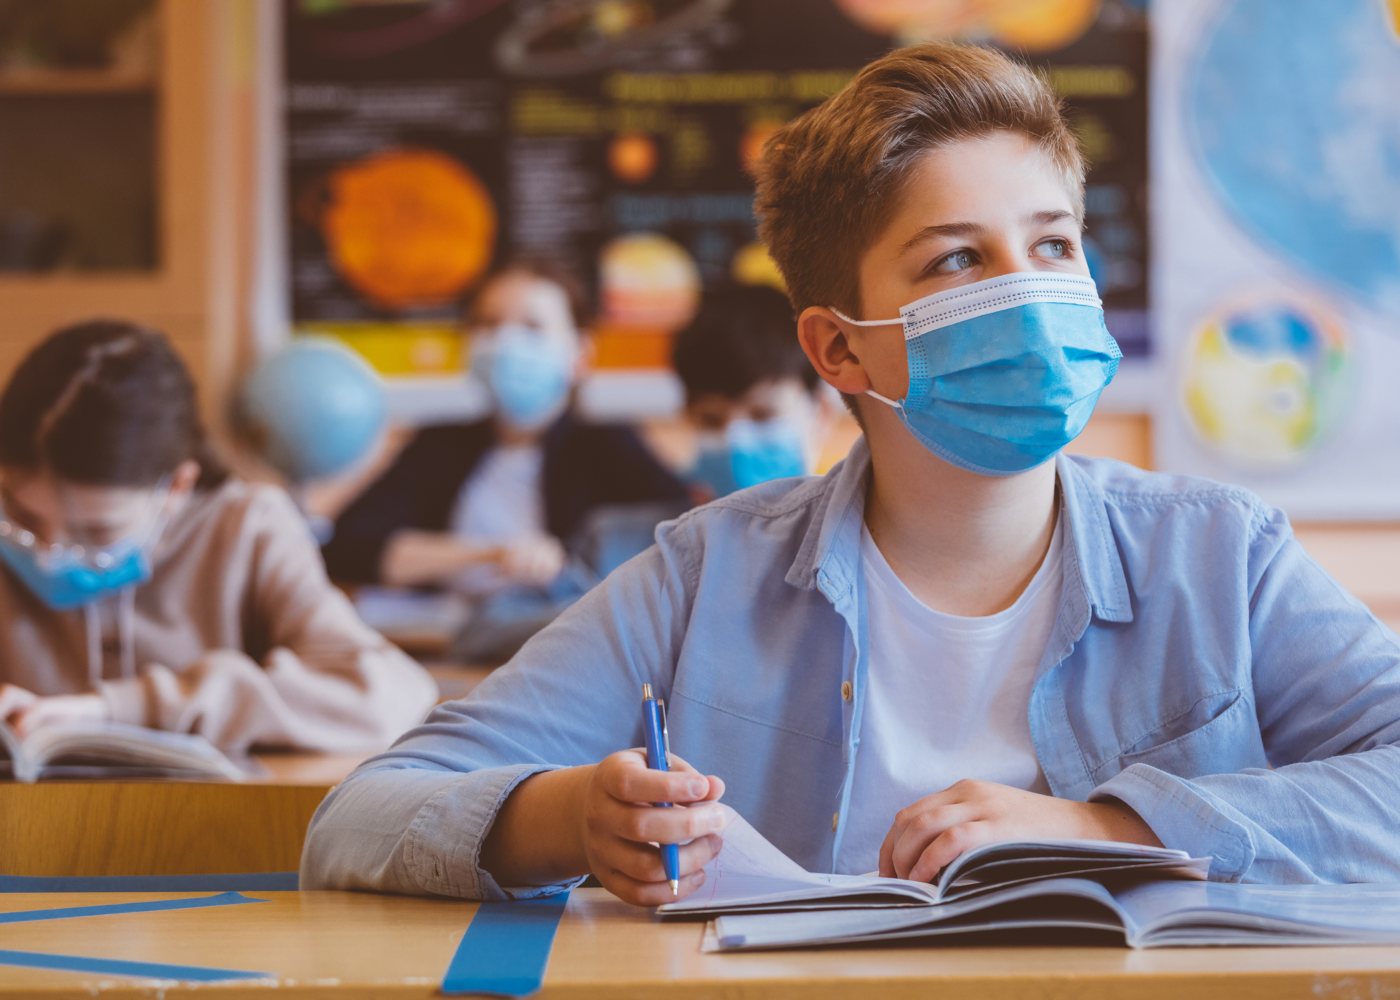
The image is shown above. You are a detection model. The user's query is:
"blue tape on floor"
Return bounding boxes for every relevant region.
[441,891,570,997]
[0,891,265,924]
[0,871,298,892]
[0,948,268,982]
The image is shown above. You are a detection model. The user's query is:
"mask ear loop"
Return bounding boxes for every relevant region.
[119,585,137,679]
[83,601,102,687]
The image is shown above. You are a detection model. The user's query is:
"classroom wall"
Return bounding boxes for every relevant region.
[2,0,1396,630]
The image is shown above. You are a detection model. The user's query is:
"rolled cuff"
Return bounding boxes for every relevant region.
[403,762,585,901]
[1091,763,1256,881]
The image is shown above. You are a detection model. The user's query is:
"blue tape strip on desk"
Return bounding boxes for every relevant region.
[0,891,266,924]
[0,871,298,892]
[442,891,571,997]
[0,948,268,982]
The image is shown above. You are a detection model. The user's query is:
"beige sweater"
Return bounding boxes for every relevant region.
[0,479,438,754]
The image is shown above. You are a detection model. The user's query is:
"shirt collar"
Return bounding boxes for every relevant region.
[786,439,1133,625]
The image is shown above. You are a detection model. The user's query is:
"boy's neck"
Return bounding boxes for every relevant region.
[863,420,1060,618]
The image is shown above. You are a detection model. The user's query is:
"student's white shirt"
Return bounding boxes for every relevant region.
[447,444,545,594]
[834,520,1061,874]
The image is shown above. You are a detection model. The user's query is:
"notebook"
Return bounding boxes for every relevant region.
[0,720,247,782]
[661,808,1400,949]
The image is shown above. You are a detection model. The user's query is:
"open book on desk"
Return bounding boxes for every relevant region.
[0,720,247,782]
[660,809,1400,950]
[659,806,1209,918]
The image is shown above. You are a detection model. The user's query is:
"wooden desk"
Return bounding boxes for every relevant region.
[3,887,1400,998]
[0,667,495,879]
[0,753,362,878]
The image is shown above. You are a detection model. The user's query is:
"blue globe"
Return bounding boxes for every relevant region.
[239,339,387,482]
[1188,0,1400,312]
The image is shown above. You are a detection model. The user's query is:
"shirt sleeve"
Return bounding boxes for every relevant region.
[99,488,439,754]
[300,516,699,899]
[1092,505,1400,883]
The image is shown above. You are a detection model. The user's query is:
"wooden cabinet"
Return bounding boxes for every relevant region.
[0,0,243,411]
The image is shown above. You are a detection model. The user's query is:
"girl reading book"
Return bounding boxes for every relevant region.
[0,320,437,753]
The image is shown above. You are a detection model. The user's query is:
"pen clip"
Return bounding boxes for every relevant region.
[658,697,671,761]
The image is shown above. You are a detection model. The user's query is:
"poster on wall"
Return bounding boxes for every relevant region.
[1151,0,1400,519]
[283,0,1150,414]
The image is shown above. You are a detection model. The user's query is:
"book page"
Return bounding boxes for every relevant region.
[659,806,936,914]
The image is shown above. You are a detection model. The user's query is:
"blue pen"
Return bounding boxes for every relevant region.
[641,682,681,896]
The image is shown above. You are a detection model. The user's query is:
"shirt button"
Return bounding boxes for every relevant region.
[840,681,853,702]
[832,811,840,831]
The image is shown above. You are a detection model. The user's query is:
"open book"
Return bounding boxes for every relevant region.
[662,808,1400,949]
[0,720,247,782]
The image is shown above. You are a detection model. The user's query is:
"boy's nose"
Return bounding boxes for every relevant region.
[979,241,1029,279]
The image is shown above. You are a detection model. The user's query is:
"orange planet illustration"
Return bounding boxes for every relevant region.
[609,132,660,184]
[740,120,783,176]
[834,0,1100,51]
[321,148,497,311]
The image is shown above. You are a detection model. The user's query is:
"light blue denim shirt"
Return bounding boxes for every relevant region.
[302,438,1400,898]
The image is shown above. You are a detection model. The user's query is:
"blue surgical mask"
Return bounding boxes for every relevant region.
[475,324,575,429]
[832,272,1121,476]
[689,418,808,498]
[0,489,169,611]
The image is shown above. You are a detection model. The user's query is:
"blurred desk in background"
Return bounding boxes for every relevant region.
[0,662,496,880]
[0,752,362,879]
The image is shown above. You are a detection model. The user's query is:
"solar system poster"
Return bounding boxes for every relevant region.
[1151,0,1400,519]
[283,0,1150,399]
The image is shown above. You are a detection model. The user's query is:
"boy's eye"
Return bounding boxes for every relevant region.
[1033,237,1075,259]
[931,249,977,274]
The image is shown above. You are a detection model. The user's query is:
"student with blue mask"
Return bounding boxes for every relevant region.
[672,285,837,501]
[0,321,436,752]
[303,43,1400,905]
[322,261,689,597]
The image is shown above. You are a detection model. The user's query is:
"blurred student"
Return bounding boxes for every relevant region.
[0,321,436,753]
[672,285,837,500]
[321,260,688,596]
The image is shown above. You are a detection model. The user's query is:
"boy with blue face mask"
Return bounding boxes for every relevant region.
[672,285,837,501]
[304,42,1400,905]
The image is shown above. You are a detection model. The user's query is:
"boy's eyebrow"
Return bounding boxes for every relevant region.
[899,209,1082,253]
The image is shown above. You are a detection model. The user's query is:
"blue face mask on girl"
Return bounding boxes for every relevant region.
[0,487,169,611]
[690,418,808,498]
[474,324,576,429]
[832,272,1121,476]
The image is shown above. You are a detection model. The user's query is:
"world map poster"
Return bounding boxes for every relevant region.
[1152,0,1400,518]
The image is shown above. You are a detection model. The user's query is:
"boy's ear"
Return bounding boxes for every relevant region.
[796,307,875,397]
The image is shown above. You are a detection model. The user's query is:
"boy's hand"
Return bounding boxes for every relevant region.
[878,779,1161,883]
[492,535,567,586]
[578,750,728,906]
[8,692,108,738]
[0,683,39,723]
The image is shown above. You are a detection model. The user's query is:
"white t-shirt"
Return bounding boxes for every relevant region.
[834,520,1062,874]
[447,444,545,594]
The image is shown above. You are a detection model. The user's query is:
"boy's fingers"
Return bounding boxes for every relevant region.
[601,867,706,908]
[595,833,722,884]
[603,799,729,846]
[602,753,714,804]
[889,804,970,880]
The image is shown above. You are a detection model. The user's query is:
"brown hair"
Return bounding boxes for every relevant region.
[0,320,229,489]
[463,257,594,331]
[755,41,1084,317]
